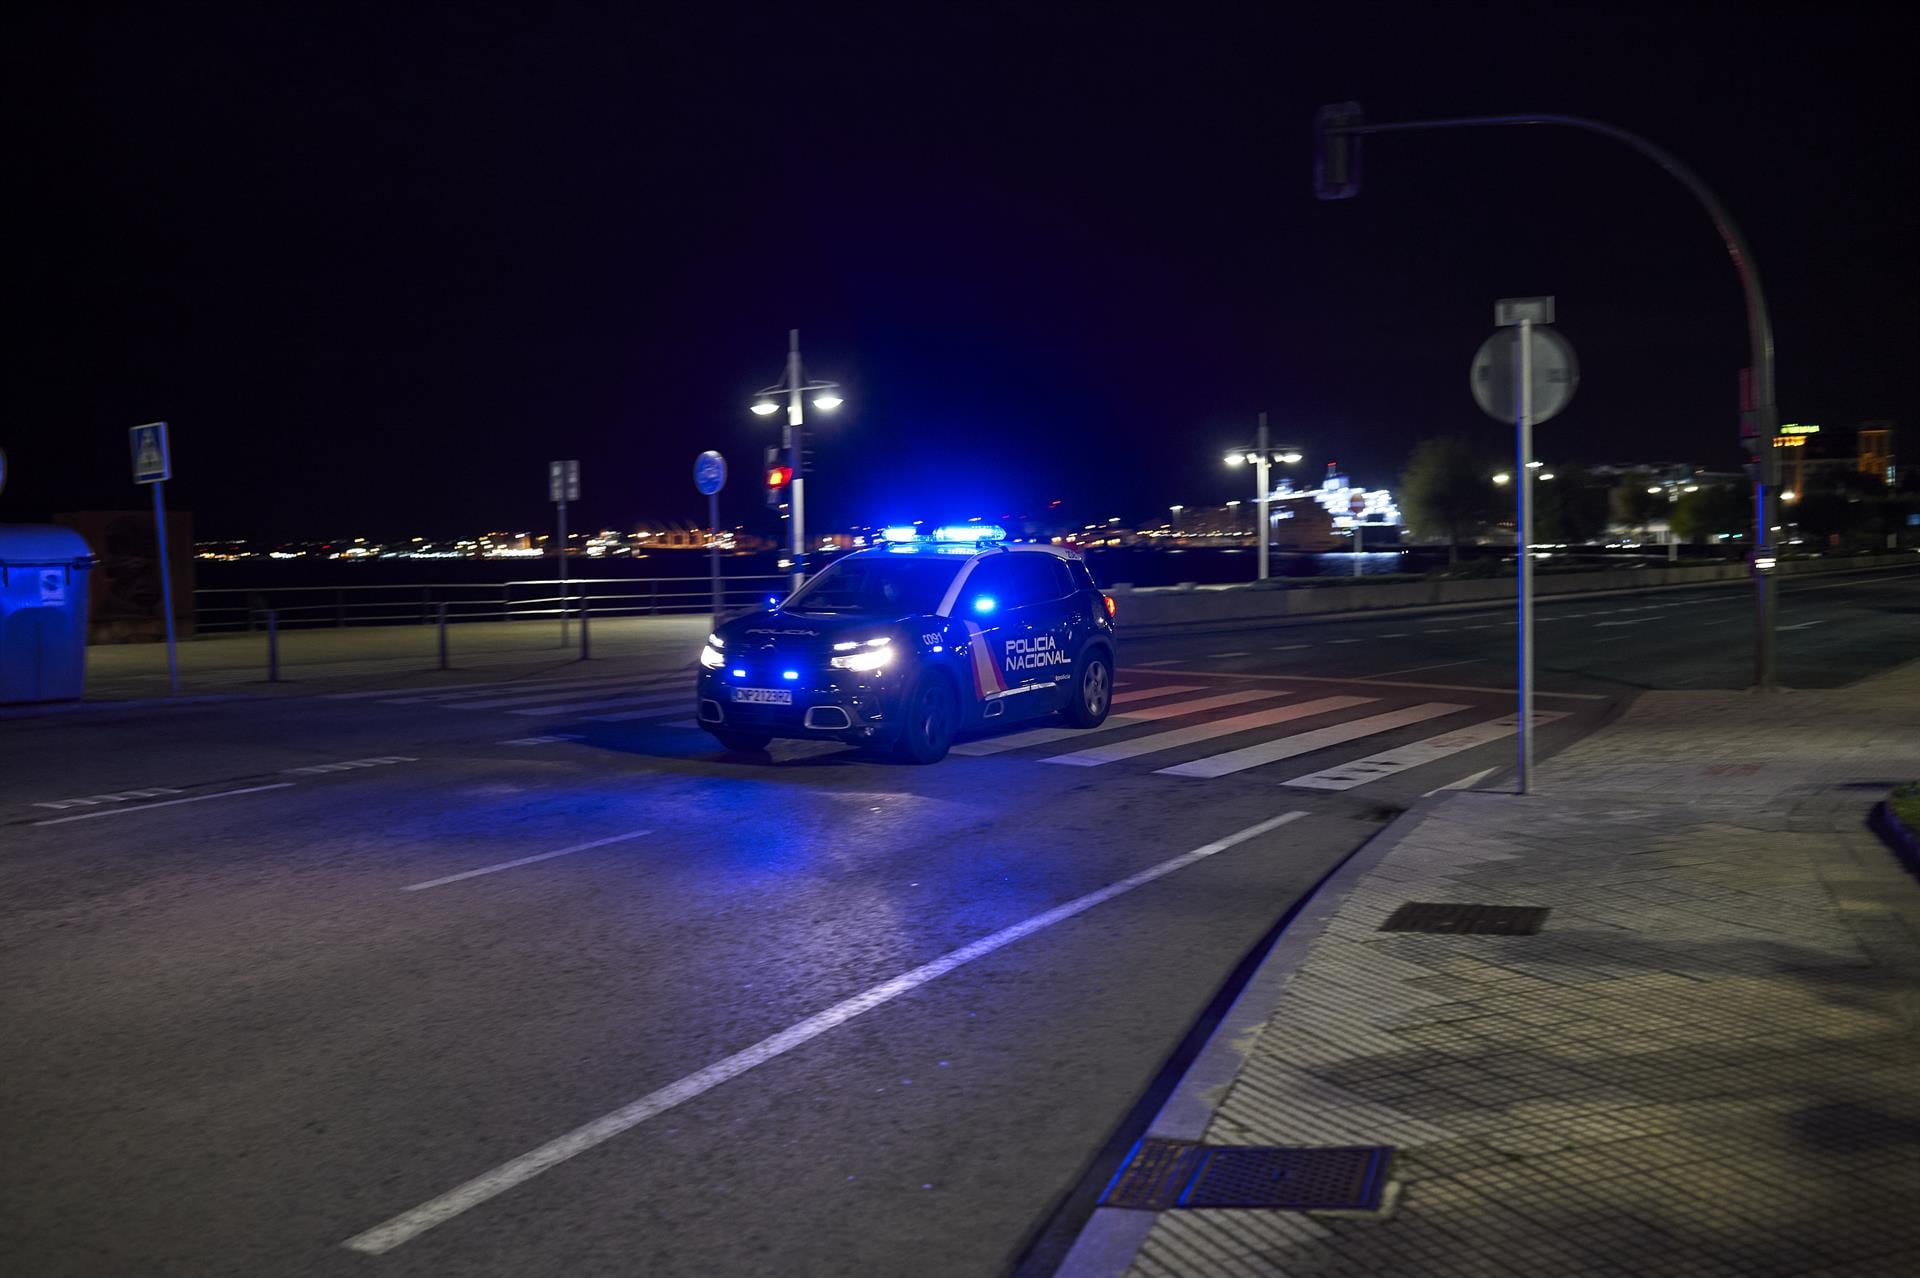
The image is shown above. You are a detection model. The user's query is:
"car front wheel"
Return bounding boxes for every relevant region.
[893,673,959,764]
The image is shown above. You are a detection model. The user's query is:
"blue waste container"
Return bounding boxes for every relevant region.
[1,524,95,703]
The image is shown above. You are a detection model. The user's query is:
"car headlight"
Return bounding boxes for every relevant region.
[699,644,726,670]
[830,644,896,672]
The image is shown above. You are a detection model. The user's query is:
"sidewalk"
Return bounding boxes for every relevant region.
[1067,664,1920,1277]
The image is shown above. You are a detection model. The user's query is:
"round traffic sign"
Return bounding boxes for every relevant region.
[1348,492,1365,516]
[694,450,727,496]
[1471,327,1579,424]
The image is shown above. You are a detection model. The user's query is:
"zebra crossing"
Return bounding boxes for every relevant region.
[327,671,1555,793]
[958,679,1561,790]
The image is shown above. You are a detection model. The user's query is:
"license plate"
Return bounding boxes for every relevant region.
[732,687,792,705]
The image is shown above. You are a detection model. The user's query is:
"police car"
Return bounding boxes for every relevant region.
[697,525,1117,763]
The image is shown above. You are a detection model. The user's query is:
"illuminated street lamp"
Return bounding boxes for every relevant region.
[1492,472,1512,485]
[750,329,843,590]
[1221,412,1304,580]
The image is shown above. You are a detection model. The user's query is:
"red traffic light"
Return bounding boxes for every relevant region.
[765,464,794,489]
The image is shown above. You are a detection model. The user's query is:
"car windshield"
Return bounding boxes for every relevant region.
[785,555,964,615]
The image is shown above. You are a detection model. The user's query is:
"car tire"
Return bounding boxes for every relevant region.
[708,727,773,753]
[893,672,959,764]
[1062,649,1113,728]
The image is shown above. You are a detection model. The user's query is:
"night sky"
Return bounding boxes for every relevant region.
[7,3,1914,541]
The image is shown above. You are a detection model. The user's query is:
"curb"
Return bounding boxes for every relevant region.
[1050,791,1457,1278]
[1870,798,1920,881]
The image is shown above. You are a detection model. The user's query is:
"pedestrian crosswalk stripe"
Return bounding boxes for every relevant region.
[505,689,689,717]
[1156,701,1466,779]
[576,703,696,723]
[1111,685,1204,704]
[950,688,1288,757]
[1281,711,1566,790]
[1042,696,1375,768]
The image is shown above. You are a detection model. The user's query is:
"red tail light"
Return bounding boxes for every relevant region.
[1102,593,1116,619]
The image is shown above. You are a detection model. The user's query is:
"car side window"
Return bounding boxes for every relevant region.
[1007,554,1069,606]
[961,557,1017,615]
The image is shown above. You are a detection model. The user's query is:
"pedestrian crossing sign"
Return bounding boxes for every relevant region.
[130,422,170,484]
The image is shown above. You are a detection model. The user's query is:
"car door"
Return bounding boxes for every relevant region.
[988,554,1077,715]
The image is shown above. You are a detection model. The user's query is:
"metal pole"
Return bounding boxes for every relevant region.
[579,600,591,660]
[1337,112,1778,689]
[1256,413,1270,582]
[437,602,449,670]
[708,492,721,633]
[557,496,569,647]
[786,328,805,592]
[1354,517,1363,576]
[267,608,279,683]
[151,479,179,692]
[1517,319,1536,794]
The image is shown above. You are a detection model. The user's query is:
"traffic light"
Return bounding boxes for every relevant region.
[764,445,792,508]
[1314,102,1364,200]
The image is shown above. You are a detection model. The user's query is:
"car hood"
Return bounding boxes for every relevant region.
[717,608,911,656]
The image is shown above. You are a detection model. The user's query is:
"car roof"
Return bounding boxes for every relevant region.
[843,541,1084,564]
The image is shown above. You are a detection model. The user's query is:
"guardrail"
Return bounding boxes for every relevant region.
[191,575,790,634]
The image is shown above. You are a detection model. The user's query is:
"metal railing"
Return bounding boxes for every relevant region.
[192,574,790,634]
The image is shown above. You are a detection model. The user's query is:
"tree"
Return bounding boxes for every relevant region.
[1670,483,1750,545]
[1535,464,1610,545]
[1609,472,1665,539]
[1400,437,1496,565]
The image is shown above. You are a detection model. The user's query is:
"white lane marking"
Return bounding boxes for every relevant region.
[325,678,537,700]
[950,689,1287,757]
[1209,651,1251,658]
[1595,617,1655,627]
[401,828,654,891]
[1426,766,1498,797]
[1378,633,1408,639]
[283,755,417,775]
[1424,628,1454,634]
[1042,696,1373,768]
[1461,625,1492,631]
[1115,667,1610,701]
[1136,659,1179,667]
[497,734,586,745]
[1284,711,1567,790]
[1271,644,1309,651]
[506,691,689,717]
[1111,684,1204,704]
[1364,658,1483,680]
[381,675,671,705]
[1328,638,1360,645]
[33,787,183,811]
[346,810,1310,1253]
[1159,701,1468,779]
[1780,620,1827,631]
[31,784,297,826]
[449,681,685,712]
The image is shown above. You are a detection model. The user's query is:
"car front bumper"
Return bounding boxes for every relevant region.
[696,665,909,741]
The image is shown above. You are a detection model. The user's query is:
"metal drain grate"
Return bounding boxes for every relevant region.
[1378,901,1549,935]
[1100,1139,1393,1211]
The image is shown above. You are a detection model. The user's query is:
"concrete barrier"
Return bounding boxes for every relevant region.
[1112,554,1916,636]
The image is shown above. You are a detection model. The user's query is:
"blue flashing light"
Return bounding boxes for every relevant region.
[730,667,746,678]
[782,670,799,681]
[972,595,997,614]
[881,526,920,543]
[933,523,1006,544]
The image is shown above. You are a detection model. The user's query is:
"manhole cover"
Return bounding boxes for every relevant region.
[1099,1139,1393,1211]
[1378,902,1549,935]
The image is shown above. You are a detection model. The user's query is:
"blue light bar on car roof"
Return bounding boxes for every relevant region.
[879,523,1007,546]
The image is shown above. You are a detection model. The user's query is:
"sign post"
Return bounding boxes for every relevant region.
[549,460,580,645]
[1472,298,1577,795]
[695,451,728,632]
[130,423,178,692]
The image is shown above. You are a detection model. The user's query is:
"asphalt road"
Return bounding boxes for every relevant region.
[3,566,1914,1277]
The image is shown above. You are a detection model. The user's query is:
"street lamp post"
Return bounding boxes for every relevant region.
[751,329,842,592]
[1223,412,1303,581]
[1316,105,1781,690]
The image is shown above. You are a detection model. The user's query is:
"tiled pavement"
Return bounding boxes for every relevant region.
[1079,663,1920,1278]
